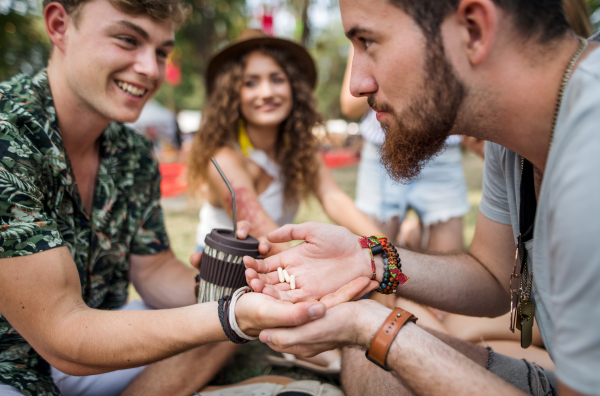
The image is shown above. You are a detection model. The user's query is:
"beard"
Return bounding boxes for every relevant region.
[372,37,466,183]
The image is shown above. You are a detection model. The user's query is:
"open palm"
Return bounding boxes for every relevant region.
[244,222,378,306]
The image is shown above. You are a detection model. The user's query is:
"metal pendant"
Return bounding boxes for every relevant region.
[509,240,523,333]
[518,299,535,348]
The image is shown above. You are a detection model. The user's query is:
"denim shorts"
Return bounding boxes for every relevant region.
[355,141,470,226]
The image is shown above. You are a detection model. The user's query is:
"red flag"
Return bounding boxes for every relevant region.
[166,59,181,86]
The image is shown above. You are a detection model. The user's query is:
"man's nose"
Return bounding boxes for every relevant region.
[134,48,161,81]
[349,55,378,98]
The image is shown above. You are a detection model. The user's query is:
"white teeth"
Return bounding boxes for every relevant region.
[116,80,146,97]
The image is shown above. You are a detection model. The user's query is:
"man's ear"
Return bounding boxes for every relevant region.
[44,2,71,54]
[455,0,498,65]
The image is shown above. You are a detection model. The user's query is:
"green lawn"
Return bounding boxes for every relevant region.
[132,149,485,386]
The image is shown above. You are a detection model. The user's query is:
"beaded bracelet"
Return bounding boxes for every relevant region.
[359,236,409,295]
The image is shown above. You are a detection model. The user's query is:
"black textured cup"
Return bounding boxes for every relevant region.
[197,229,260,303]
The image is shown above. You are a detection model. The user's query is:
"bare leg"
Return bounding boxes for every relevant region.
[394,296,449,334]
[371,215,401,245]
[120,342,238,396]
[442,312,545,347]
[426,217,464,253]
[399,218,422,250]
[341,327,489,396]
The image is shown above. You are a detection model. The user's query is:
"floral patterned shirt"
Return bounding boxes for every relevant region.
[0,71,170,395]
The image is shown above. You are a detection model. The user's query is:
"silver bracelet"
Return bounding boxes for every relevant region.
[229,286,258,341]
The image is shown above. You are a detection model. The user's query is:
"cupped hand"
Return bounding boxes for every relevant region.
[259,299,391,357]
[234,292,325,337]
[190,220,272,269]
[244,222,378,304]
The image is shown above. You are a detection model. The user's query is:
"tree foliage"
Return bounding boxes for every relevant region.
[0,0,49,81]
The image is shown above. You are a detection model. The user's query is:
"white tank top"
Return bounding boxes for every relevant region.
[196,148,299,247]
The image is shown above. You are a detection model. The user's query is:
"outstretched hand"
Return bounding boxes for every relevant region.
[259,299,391,357]
[244,222,379,306]
[190,220,272,269]
[235,276,372,336]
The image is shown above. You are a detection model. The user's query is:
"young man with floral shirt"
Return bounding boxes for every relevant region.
[0,0,330,395]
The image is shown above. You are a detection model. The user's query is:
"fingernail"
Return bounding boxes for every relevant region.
[260,332,271,344]
[308,304,325,319]
[238,229,248,238]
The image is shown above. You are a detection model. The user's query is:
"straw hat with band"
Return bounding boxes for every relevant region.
[205,29,317,95]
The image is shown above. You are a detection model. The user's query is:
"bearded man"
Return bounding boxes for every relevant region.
[244,0,600,395]
[0,0,333,395]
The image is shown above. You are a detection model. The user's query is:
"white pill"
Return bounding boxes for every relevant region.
[277,267,285,283]
[290,275,296,290]
[283,269,291,283]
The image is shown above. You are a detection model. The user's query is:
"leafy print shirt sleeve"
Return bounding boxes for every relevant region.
[0,110,64,257]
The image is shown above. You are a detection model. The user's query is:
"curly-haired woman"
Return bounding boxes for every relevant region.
[188,30,382,259]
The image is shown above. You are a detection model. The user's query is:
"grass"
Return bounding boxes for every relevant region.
[131,149,485,386]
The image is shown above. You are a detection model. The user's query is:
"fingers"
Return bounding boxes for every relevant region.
[243,255,282,274]
[267,223,312,244]
[249,278,266,293]
[258,237,272,256]
[189,252,202,270]
[319,277,373,309]
[352,281,379,301]
[260,323,333,352]
[259,285,309,303]
[262,342,330,359]
[236,220,251,239]
[252,297,326,329]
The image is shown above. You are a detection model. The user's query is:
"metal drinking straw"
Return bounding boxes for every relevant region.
[211,157,237,238]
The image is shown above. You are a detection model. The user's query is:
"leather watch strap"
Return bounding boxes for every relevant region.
[366,308,417,370]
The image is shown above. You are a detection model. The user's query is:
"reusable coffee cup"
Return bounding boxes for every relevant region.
[197,228,260,303]
[196,157,260,303]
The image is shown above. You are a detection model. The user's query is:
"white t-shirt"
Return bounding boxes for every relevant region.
[479,45,600,394]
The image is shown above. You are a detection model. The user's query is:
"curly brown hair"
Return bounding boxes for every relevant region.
[188,46,322,207]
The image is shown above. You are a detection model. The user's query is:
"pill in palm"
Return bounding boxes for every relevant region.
[283,269,291,283]
[290,275,296,290]
[277,267,285,283]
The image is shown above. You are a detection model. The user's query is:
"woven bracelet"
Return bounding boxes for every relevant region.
[359,236,409,295]
[218,295,248,344]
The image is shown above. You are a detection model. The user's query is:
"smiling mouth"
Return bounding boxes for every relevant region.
[115,80,147,98]
[257,103,281,111]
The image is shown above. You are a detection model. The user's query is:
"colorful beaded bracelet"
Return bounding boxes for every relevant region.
[359,236,409,294]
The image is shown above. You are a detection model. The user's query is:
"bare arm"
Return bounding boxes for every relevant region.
[207,147,289,255]
[261,300,527,396]
[129,249,197,309]
[393,212,515,316]
[340,45,370,120]
[0,247,324,376]
[315,158,383,236]
[246,213,515,317]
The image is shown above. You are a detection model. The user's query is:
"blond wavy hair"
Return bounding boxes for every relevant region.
[188,46,322,206]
